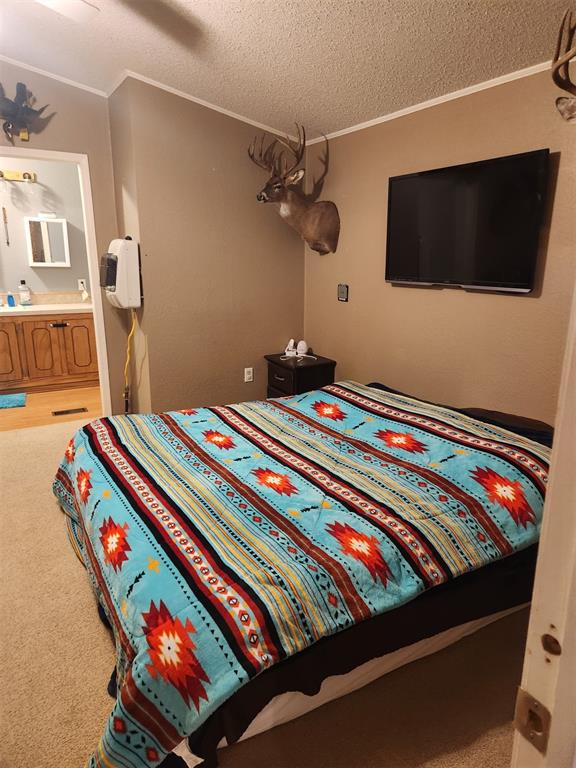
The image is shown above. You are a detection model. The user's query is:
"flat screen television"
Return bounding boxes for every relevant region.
[385,149,550,293]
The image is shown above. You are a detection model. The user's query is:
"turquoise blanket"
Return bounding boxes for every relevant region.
[53,382,550,767]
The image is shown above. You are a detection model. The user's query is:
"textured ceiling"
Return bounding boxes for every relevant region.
[0,0,566,135]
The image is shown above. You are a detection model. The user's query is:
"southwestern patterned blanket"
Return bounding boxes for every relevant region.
[53,381,550,768]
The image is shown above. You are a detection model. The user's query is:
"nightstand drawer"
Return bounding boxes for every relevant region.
[264,352,337,397]
[268,362,294,394]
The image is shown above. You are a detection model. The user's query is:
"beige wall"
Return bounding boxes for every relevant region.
[108,83,151,413]
[0,59,126,413]
[304,71,576,425]
[0,63,303,415]
[110,78,304,412]
[4,60,572,423]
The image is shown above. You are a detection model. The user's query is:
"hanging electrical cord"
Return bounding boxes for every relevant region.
[123,308,137,415]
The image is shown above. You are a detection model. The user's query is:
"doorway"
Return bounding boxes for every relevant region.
[0,148,110,430]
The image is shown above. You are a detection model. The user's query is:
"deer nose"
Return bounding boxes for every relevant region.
[256,192,267,202]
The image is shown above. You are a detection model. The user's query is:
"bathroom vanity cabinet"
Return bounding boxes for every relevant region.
[0,310,98,393]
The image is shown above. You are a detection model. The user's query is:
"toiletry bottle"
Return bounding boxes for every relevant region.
[18,280,32,306]
[6,291,16,307]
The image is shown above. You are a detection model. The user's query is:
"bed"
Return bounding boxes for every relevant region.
[53,380,552,768]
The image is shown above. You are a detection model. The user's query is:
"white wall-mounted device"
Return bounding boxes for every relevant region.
[100,237,141,309]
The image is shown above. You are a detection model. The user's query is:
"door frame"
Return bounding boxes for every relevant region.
[510,279,576,767]
[0,147,111,415]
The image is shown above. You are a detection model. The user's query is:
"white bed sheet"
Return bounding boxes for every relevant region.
[173,603,527,766]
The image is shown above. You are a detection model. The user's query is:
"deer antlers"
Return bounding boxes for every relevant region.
[273,124,306,178]
[248,123,306,179]
[551,9,576,121]
[552,9,576,93]
[247,133,280,174]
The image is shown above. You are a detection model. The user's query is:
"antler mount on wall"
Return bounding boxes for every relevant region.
[248,124,340,255]
[552,8,576,121]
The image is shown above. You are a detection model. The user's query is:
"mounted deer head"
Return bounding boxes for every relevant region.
[248,123,340,254]
[551,9,576,122]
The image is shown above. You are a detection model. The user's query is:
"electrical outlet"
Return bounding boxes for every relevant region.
[78,278,87,292]
[244,367,254,383]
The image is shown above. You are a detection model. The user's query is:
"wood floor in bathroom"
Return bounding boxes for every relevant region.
[0,386,101,431]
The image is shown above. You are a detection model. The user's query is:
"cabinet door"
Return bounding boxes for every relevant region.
[22,320,64,378]
[62,317,98,375]
[0,322,23,383]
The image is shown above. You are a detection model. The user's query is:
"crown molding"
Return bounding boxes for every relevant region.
[108,70,289,138]
[0,53,108,97]
[307,60,552,144]
[0,54,553,143]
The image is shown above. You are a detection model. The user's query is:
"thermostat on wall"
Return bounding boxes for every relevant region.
[337,284,349,302]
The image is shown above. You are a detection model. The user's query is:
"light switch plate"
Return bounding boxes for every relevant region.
[337,284,349,302]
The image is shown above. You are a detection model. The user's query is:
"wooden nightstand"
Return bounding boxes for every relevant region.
[264,353,337,398]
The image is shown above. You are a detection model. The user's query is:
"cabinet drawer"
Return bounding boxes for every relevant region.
[268,362,294,394]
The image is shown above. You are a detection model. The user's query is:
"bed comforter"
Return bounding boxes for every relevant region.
[53,381,550,768]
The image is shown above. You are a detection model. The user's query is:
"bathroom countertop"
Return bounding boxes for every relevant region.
[0,303,93,317]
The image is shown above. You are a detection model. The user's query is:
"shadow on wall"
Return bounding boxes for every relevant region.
[116,0,204,51]
[305,137,331,202]
[7,181,62,213]
[529,151,560,300]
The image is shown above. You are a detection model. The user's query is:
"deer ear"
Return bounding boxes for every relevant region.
[556,96,576,122]
[285,168,305,186]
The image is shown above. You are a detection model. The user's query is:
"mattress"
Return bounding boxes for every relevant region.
[53,380,551,768]
[178,541,538,765]
[174,603,528,766]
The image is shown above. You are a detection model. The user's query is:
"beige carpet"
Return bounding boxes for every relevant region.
[0,420,527,768]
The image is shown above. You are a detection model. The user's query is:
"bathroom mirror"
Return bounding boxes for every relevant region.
[25,217,71,267]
